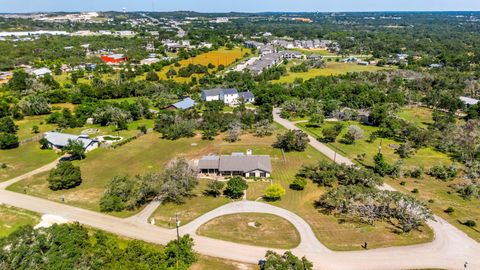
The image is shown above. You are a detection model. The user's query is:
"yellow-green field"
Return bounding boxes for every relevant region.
[274,62,392,83]
[155,47,250,82]
[192,256,256,270]
[196,213,301,249]
[0,204,40,237]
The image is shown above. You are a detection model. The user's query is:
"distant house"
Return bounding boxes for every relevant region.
[167,97,196,110]
[44,132,99,152]
[282,50,303,59]
[28,67,52,78]
[238,92,255,103]
[198,151,272,178]
[357,61,370,66]
[201,88,255,105]
[307,54,322,61]
[101,54,128,64]
[140,58,160,65]
[460,96,480,107]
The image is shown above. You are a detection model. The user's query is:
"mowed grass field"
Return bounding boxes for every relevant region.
[0,142,58,182]
[273,62,391,83]
[196,213,301,249]
[8,133,214,217]
[150,179,230,228]
[15,115,57,141]
[0,204,40,237]
[397,107,434,128]
[388,176,480,242]
[155,47,250,82]
[297,121,452,169]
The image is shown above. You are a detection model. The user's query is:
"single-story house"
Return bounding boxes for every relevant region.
[198,151,272,178]
[140,58,160,65]
[282,50,303,59]
[29,67,52,77]
[166,97,196,110]
[460,96,480,107]
[44,132,99,152]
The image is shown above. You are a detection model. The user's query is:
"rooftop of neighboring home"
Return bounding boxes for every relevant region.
[460,96,480,106]
[44,132,98,149]
[202,88,238,97]
[28,67,52,77]
[198,152,272,173]
[238,91,255,100]
[171,97,196,110]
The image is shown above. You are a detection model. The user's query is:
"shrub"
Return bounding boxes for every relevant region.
[464,220,476,227]
[410,167,423,179]
[428,165,457,180]
[321,124,343,143]
[48,161,82,190]
[411,188,419,194]
[264,184,286,201]
[0,133,19,149]
[444,207,455,214]
[290,177,307,190]
[205,180,225,197]
[400,181,406,186]
[224,177,248,199]
[99,195,125,212]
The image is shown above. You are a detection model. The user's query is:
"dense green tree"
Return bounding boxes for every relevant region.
[274,130,309,152]
[48,161,82,190]
[224,176,248,199]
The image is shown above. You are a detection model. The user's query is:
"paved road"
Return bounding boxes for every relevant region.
[0,113,479,269]
[273,108,353,165]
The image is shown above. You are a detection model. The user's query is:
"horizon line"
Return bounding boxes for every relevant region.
[1,10,480,14]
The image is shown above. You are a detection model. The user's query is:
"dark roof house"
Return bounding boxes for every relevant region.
[198,152,272,178]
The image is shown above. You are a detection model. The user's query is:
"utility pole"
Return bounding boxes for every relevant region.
[175,212,181,269]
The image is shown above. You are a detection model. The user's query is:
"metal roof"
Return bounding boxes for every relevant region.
[239,92,255,100]
[44,132,97,149]
[172,97,196,110]
[460,96,480,106]
[198,154,272,173]
[202,88,238,97]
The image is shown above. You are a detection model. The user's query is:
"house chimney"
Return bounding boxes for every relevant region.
[246,149,252,155]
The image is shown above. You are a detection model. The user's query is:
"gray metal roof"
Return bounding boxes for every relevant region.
[44,132,96,149]
[222,88,238,95]
[198,155,220,169]
[239,92,255,100]
[172,97,196,110]
[198,154,272,173]
[202,88,237,97]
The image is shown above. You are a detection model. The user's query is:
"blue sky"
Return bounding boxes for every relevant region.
[1,0,479,13]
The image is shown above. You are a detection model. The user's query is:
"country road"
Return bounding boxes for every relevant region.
[0,110,478,269]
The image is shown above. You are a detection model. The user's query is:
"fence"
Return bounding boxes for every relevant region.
[19,134,44,146]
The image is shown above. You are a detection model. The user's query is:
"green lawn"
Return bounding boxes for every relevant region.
[297,121,452,169]
[15,115,57,141]
[150,179,230,228]
[397,107,434,128]
[388,176,480,242]
[0,142,58,182]
[0,204,40,237]
[62,118,155,140]
[8,133,213,217]
[197,213,301,249]
[273,62,392,83]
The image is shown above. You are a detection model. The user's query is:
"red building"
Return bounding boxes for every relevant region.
[100,54,128,64]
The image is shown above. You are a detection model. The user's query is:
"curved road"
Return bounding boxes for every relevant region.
[0,111,478,269]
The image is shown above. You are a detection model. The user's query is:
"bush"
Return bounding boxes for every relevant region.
[205,180,225,197]
[444,207,455,214]
[411,188,419,194]
[264,184,286,201]
[428,165,457,180]
[321,124,343,143]
[99,195,125,212]
[224,177,248,199]
[0,133,19,149]
[48,161,82,190]
[410,167,423,179]
[290,177,307,190]
[464,220,476,227]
